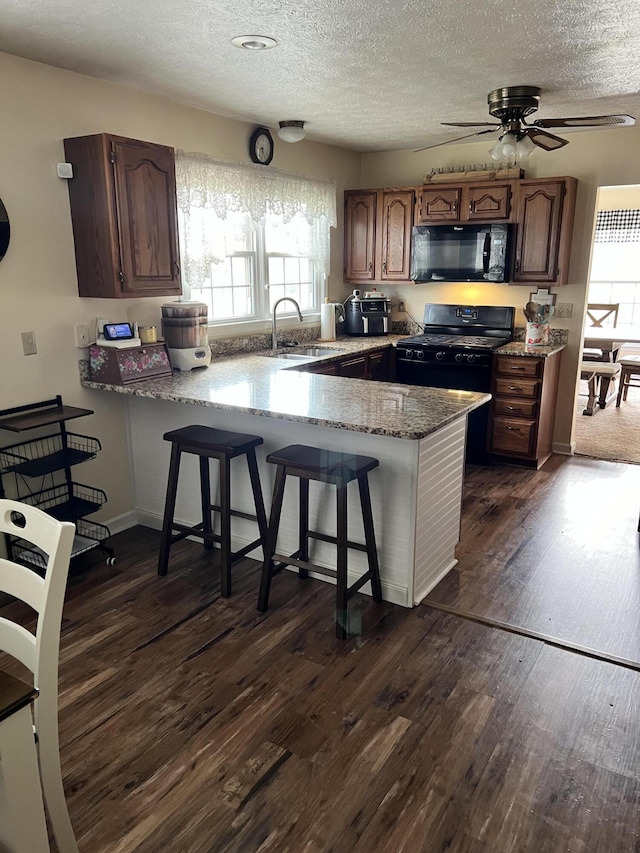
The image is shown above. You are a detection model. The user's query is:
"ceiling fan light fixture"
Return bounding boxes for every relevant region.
[489,132,518,161]
[516,132,537,159]
[277,120,306,142]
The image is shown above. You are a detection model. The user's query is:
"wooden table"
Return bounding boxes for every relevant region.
[0,670,50,852]
[583,328,640,362]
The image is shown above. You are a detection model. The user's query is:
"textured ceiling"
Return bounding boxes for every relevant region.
[1,0,640,152]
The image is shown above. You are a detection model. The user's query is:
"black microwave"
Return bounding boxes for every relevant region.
[410,222,513,283]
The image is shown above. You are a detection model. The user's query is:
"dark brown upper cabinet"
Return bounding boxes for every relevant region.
[511,178,577,286]
[417,183,511,224]
[63,134,182,298]
[344,188,415,285]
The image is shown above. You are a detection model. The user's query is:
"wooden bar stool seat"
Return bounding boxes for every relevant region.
[257,444,383,639]
[158,425,268,597]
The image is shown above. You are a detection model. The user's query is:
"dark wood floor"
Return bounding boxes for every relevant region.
[3,456,640,852]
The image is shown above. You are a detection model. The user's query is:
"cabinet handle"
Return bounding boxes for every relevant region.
[505,425,521,431]
[368,261,372,272]
[118,271,124,284]
[174,262,181,277]
[508,385,523,391]
[506,406,521,411]
[515,259,520,274]
[453,200,457,213]
[469,202,473,214]
[382,260,387,273]
[510,365,526,370]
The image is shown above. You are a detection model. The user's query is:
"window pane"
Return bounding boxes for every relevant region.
[284,257,299,284]
[212,287,234,319]
[268,285,285,309]
[232,256,248,287]
[268,257,284,285]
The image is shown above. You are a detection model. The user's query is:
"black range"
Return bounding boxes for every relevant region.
[396,304,515,462]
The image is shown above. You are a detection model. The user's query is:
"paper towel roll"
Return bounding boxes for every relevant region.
[320,302,337,341]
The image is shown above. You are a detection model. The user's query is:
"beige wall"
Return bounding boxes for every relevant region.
[0,52,360,521]
[359,127,640,452]
[597,184,640,211]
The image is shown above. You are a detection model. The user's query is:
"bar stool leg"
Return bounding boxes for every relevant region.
[359,474,383,602]
[219,456,232,597]
[258,465,287,612]
[200,456,213,551]
[298,479,310,579]
[246,447,269,547]
[335,484,349,640]
[158,443,181,576]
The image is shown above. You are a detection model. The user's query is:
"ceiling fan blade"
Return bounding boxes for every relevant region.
[413,127,498,153]
[533,114,635,128]
[441,122,501,127]
[524,127,569,151]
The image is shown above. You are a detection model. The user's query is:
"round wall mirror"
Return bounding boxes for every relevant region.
[0,200,10,260]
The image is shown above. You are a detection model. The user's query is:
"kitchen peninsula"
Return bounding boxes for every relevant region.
[81,339,489,607]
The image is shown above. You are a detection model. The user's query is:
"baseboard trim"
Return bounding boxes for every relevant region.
[103,510,138,536]
[552,440,576,456]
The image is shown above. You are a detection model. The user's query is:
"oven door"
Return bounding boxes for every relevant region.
[395,356,491,463]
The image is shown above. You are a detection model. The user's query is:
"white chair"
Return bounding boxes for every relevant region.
[0,500,78,853]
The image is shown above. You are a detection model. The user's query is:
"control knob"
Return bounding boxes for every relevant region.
[404,348,413,358]
[435,351,446,361]
[415,349,424,360]
[454,353,464,362]
[467,353,476,364]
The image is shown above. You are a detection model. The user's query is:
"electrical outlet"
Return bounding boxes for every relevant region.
[74,323,91,347]
[556,303,573,319]
[398,301,406,313]
[21,330,37,356]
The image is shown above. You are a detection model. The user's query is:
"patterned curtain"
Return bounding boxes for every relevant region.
[594,209,640,243]
[175,151,337,289]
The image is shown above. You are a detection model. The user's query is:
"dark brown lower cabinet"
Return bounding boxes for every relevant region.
[303,347,394,382]
[488,350,562,469]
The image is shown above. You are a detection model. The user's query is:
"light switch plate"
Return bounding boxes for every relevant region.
[556,303,573,319]
[21,331,37,355]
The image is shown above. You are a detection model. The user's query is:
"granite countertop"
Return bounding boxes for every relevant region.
[496,341,567,358]
[81,336,490,441]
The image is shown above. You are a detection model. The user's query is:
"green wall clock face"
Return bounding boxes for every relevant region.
[249,126,274,165]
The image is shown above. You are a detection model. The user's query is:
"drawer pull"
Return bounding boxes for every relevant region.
[505,425,521,432]
[510,365,526,370]
[508,385,523,391]
[506,406,521,411]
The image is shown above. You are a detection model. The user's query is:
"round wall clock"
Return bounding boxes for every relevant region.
[249,126,274,166]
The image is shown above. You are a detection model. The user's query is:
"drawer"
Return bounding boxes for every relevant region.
[495,357,542,379]
[494,377,540,399]
[489,417,536,456]
[493,398,539,419]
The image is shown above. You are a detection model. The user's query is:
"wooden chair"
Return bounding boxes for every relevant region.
[579,361,621,415]
[0,500,78,852]
[616,355,640,406]
[583,303,620,362]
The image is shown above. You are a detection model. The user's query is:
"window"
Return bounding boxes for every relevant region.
[176,152,336,327]
[589,209,640,332]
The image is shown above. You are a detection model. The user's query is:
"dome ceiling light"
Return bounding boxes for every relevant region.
[230,35,277,50]
[277,121,306,143]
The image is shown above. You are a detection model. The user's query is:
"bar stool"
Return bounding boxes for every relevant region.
[257,444,383,639]
[158,425,268,597]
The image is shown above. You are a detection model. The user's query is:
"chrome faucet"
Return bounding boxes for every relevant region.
[271,297,303,351]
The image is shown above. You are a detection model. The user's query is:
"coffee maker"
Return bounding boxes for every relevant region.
[344,291,391,336]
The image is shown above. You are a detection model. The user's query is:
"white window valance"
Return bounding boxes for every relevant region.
[175,150,337,291]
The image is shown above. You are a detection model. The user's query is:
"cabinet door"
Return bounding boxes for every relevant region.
[379,190,414,282]
[512,181,565,283]
[339,355,368,379]
[465,184,511,221]
[112,138,182,296]
[368,348,392,382]
[418,187,461,222]
[344,191,377,282]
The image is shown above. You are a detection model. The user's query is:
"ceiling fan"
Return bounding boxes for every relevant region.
[416,86,635,159]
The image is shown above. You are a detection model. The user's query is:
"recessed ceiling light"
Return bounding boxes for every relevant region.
[231,35,278,50]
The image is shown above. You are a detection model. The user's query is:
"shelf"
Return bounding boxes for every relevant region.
[0,433,101,478]
[19,483,106,522]
[13,519,112,571]
[0,404,94,433]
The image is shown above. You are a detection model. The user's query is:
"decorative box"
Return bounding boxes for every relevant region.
[89,342,173,384]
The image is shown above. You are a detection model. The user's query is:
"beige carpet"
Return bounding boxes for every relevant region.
[574,383,640,464]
